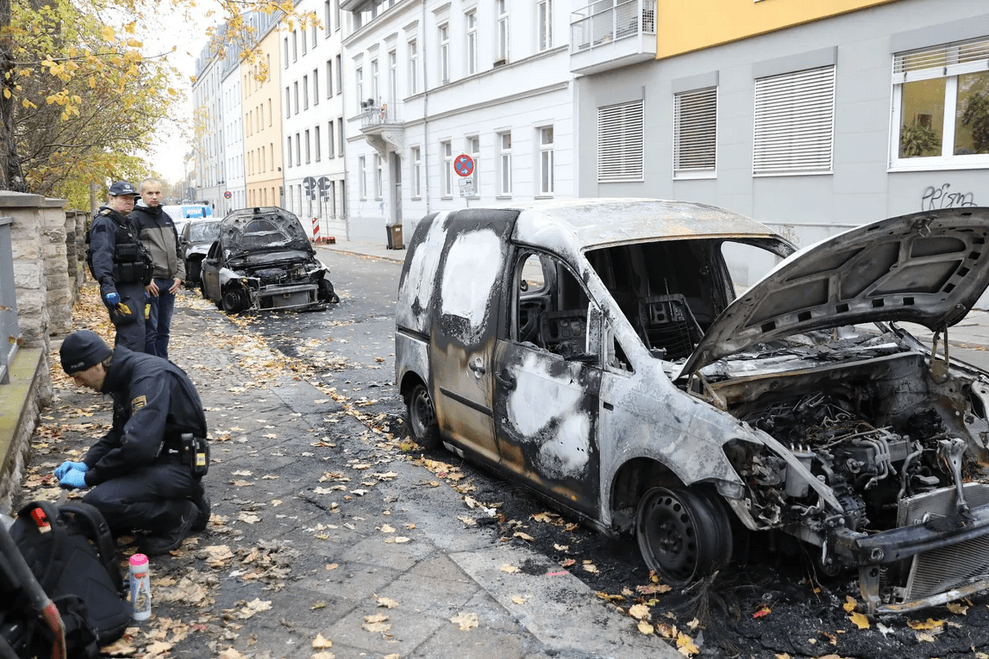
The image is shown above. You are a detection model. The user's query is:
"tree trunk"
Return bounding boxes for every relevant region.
[0,0,26,192]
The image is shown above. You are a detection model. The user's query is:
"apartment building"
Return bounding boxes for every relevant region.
[220,42,245,216]
[573,0,989,293]
[242,19,285,207]
[192,42,224,210]
[340,0,575,243]
[282,0,349,241]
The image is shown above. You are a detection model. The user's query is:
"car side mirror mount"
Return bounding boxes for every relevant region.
[585,303,603,357]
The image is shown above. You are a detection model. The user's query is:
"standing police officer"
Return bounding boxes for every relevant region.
[89,181,152,351]
[55,329,211,556]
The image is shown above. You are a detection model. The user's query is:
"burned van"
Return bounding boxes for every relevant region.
[394,199,989,613]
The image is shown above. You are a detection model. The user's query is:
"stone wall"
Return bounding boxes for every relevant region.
[65,210,89,295]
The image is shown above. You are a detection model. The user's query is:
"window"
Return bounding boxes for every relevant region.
[293,81,299,115]
[753,65,834,175]
[302,28,307,55]
[538,0,552,52]
[261,146,266,172]
[312,23,317,48]
[497,0,509,63]
[338,118,344,156]
[597,100,644,182]
[356,67,364,110]
[374,153,383,199]
[466,10,477,75]
[283,38,289,68]
[891,36,989,169]
[303,75,309,109]
[268,99,272,126]
[408,40,419,95]
[538,126,554,195]
[674,87,717,176]
[292,31,298,61]
[328,120,335,158]
[326,60,333,99]
[285,87,290,117]
[295,132,301,165]
[441,140,453,196]
[313,69,319,105]
[371,59,379,102]
[305,129,311,163]
[259,104,264,130]
[359,156,367,200]
[324,0,332,34]
[389,50,397,103]
[315,125,321,161]
[439,24,450,84]
[336,56,343,94]
[468,135,480,194]
[270,143,274,171]
[498,131,512,195]
[287,136,293,167]
[412,146,422,198]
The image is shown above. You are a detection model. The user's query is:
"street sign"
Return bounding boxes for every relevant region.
[458,178,474,197]
[454,154,474,177]
[223,191,232,200]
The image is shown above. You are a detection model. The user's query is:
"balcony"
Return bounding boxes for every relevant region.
[359,100,405,155]
[570,0,657,76]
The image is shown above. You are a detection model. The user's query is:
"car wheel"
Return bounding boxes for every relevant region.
[318,279,340,304]
[407,382,439,450]
[222,288,247,314]
[635,486,732,587]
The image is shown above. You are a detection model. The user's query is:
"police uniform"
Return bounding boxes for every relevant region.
[59,331,210,555]
[89,183,152,351]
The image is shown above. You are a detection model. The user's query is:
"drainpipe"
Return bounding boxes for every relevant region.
[421,0,430,215]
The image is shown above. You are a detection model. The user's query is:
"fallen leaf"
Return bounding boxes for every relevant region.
[500,564,519,574]
[376,596,399,609]
[753,605,771,618]
[450,612,478,631]
[946,601,969,615]
[676,632,699,656]
[907,618,944,630]
[511,596,526,605]
[638,620,654,635]
[513,532,535,542]
[628,604,650,620]
[842,596,857,613]
[849,611,870,630]
[362,614,391,634]
[312,634,333,648]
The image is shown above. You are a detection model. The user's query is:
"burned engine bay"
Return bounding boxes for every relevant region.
[690,325,989,610]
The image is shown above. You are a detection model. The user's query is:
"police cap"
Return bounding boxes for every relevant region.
[108,181,137,196]
[60,330,112,374]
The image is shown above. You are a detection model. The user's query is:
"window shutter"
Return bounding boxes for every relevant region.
[597,100,644,182]
[753,66,834,175]
[894,36,989,77]
[674,87,717,173]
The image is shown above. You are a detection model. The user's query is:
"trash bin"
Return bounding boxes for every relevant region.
[386,223,404,250]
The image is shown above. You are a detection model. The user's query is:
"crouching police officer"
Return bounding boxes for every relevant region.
[89,181,153,352]
[55,330,211,556]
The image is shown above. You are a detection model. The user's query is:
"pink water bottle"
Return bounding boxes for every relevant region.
[129,553,152,620]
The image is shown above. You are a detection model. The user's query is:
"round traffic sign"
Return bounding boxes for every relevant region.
[223,191,232,199]
[454,154,474,177]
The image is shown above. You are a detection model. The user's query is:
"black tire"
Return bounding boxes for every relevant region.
[407,382,440,450]
[635,486,732,587]
[222,288,247,314]
[318,279,340,304]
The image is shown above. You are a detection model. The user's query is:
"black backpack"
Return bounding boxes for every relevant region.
[0,501,131,658]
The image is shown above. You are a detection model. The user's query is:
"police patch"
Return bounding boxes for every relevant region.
[131,395,147,413]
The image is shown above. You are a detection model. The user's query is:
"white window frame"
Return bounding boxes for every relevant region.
[538,126,554,196]
[439,23,450,84]
[498,131,512,196]
[441,140,453,197]
[305,129,311,164]
[315,125,321,161]
[753,65,835,176]
[388,50,397,103]
[597,100,644,182]
[408,39,419,95]
[356,67,364,111]
[371,58,379,103]
[303,75,309,109]
[497,0,509,63]
[286,136,292,168]
[374,153,383,199]
[466,10,478,75]
[412,146,422,199]
[295,132,301,166]
[673,86,717,178]
[328,120,335,159]
[889,36,989,171]
[468,135,480,197]
[537,0,552,52]
[359,156,367,200]
[313,69,319,106]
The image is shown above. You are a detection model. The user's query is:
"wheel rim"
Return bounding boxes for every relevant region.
[410,386,435,441]
[222,289,245,313]
[636,487,731,587]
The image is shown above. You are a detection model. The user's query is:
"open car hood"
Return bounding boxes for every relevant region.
[679,208,989,377]
[218,207,314,256]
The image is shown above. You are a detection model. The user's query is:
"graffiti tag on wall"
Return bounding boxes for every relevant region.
[921,184,977,211]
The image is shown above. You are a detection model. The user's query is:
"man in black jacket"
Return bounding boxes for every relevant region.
[89,181,151,352]
[131,178,185,359]
[55,330,211,555]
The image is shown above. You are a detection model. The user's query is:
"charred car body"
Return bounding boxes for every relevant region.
[201,207,339,314]
[394,199,989,613]
[180,218,221,287]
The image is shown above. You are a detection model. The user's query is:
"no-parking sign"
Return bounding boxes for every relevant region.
[454,154,474,177]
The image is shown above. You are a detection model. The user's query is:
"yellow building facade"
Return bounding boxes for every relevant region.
[243,26,284,208]
[656,0,899,59]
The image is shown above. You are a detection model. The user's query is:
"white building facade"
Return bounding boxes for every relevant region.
[192,42,224,211]
[220,45,245,216]
[340,0,575,244]
[282,0,350,241]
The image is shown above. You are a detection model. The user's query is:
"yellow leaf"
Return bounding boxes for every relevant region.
[637,620,654,635]
[450,612,478,631]
[628,604,650,620]
[311,634,333,648]
[500,564,519,574]
[907,618,944,630]
[842,596,857,613]
[101,25,115,40]
[946,601,968,615]
[676,632,699,656]
[511,596,526,605]
[849,611,870,630]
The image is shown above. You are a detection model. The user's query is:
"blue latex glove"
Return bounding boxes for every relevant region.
[54,461,87,479]
[104,291,120,306]
[59,469,88,490]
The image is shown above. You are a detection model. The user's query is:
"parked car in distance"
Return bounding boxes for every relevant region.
[395,198,989,614]
[200,206,339,314]
[180,218,222,288]
[162,203,213,238]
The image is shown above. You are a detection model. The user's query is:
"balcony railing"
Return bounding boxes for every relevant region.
[0,216,20,384]
[571,0,656,53]
[360,101,402,130]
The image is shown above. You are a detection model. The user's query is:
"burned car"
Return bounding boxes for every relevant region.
[201,207,339,314]
[394,199,989,613]
[180,218,221,287]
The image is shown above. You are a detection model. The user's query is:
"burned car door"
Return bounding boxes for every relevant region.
[201,241,222,306]
[429,213,516,467]
[492,250,602,517]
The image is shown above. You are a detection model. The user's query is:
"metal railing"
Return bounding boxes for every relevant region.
[360,101,402,129]
[0,216,20,384]
[571,0,656,53]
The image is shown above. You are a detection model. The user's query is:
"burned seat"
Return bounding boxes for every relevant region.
[637,294,703,361]
[539,310,588,359]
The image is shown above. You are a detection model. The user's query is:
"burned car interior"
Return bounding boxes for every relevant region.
[398,201,989,615]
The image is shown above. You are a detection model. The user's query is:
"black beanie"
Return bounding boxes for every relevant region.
[60,330,112,374]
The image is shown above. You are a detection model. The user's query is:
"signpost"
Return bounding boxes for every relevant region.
[454,154,474,206]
